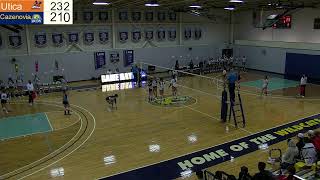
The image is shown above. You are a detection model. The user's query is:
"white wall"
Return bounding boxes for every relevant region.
[233,8,320,74]
[0,9,230,83]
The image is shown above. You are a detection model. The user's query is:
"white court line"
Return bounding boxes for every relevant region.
[98,112,320,179]
[44,113,53,131]
[17,100,96,180]
[183,104,253,134]
[44,110,82,131]
[0,101,83,179]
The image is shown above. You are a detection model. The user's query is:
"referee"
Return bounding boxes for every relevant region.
[227,68,237,103]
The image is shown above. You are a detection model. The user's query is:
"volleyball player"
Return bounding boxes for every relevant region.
[1,89,9,114]
[152,77,158,98]
[26,80,35,106]
[106,94,118,109]
[169,75,178,97]
[261,76,269,96]
[148,78,153,102]
[159,78,165,100]
[62,90,70,115]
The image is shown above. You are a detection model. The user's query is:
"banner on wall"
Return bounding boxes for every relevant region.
[52,33,63,47]
[184,28,192,40]
[123,50,134,67]
[110,52,120,63]
[84,32,94,45]
[194,28,202,40]
[83,12,93,22]
[119,31,128,43]
[0,34,2,48]
[132,12,141,21]
[168,28,176,41]
[119,11,128,21]
[145,11,154,21]
[68,32,79,44]
[157,28,165,41]
[157,11,166,21]
[99,31,109,44]
[94,52,106,69]
[35,61,39,72]
[99,12,108,21]
[145,29,154,41]
[131,29,141,43]
[169,11,177,21]
[8,34,22,48]
[34,32,47,47]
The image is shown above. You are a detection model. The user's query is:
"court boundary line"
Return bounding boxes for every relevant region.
[0,113,53,141]
[45,110,82,131]
[44,113,54,131]
[17,100,96,180]
[0,102,83,179]
[98,112,320,179]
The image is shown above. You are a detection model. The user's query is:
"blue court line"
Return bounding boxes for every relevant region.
[0,113,52,140]
[100,114,320,180]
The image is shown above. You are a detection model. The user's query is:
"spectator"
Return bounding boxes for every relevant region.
[299,75,307,97]
[175,60,179,70]
[253,162,274,180]
[281,139,299,170]
[189,60,194,69]
[301,137,317,166]
[26,80,35,106]
[239,166,252,180]
[296,133,305,157]
[308,130,320,153]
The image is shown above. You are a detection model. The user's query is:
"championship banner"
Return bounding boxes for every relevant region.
[145,29,153,41]
[119,11,128,21]
[34,32,47,47]
[52,33,63,46]
[83,12,93,22]
[157,28,165,41]
[110,52,120,63]
[168,28,176,41]
[84,32,94,45]
[157,11,166,21]
[132,11,141,21]
[94,52,106,70]
[145,11,154,21]
[68,32,79,44]
[0,34,2,48]
[119,31,128,43]
[184,28,192,40]
[8,33,22,48]
[169,11,177,21]
[194,28,202,40]
[131,29,141,43]
[99,31,109,44]
[99,12,108,21]
[123,50,134,67]
[35,60,39,72]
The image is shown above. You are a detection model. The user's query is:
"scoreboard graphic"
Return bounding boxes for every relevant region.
[0,0,73,24]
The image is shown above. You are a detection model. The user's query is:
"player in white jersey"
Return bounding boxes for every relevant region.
[159,78,165,100]
[169,75,178,97]
[1,89,9,114]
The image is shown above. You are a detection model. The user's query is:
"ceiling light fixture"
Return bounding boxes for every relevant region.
[229,0,244,3]
[224,5,236,10]
[145,0,160,7]
[189,4,202,8]
[92,1,111,5]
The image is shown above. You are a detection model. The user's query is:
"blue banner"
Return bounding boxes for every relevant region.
[123,50,134,67]
[95,52,106,69]
[0,12,43,25]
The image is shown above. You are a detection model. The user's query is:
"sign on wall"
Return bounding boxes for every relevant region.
[119,31,128,43]
[99,12,108,21]
[132,12,141,21]
[99,31,109,44]
[8,33,22,48]
[132,29,141,43]
[52,33,63,46]
[34,32,47,47]
[94,52,106,69]
[83,12,93,22]
[84,32,94,45]
[68,32,79,44]
[110,52,120,63]
[124,50,134,67]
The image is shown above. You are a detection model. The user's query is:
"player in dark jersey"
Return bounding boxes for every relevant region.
[62,90,70,115]
[106,94,118,110]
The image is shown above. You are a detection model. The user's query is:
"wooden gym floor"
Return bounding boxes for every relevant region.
[1,71,320,180]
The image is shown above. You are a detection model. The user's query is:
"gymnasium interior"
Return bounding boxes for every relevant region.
[1,0,320,180]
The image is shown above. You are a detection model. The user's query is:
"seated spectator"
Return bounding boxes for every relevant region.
[296,133,305,158]
[253,162,274,180]
[281,139,299,170]
[239,166,252,180]
[308,130,320,152]
[301,138,317,166]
